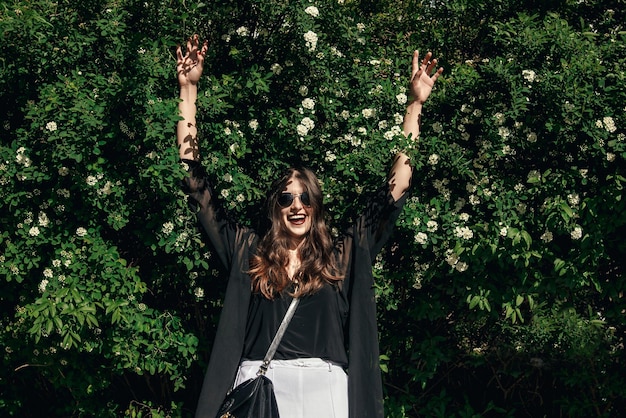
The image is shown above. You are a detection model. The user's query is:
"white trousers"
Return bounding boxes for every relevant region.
[234,358,349,418]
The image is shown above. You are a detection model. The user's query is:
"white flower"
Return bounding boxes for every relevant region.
[498,126,511,139]
[46,121,58,132]
[304,6,319,17]
[162,222,174,235]
[540,231,553,243]
[500,227,508,237]
[302,98,315,110]
[603,116,617,133]
[426,220,438,232]
[43,268,53,278]
[394,113,403,125]
[38,279,49,293]
[299,85,309,96]
[414,232,428,245]
[428,154,439,165]
[493,112,505,126]
[356,23,365,31]
[58,167,69,176]
[52,259,61,268]
[15,148,31,167]
[469,194,480,206]
[236,26,250,36]
[236,194,245,203]
[38,212,49,227]
[526,131,537,142]
[361,108,375,119]
[570,226,583,240]
[194,287,205,298]
[229,143,239,154]
[330,46,343,57]
[340,110,350,120]
[567,193,580,206]
[76,227,87,237]
[522,69,536,83]
[221,189,229,199]
[304,31,318,51]
[249,119,259,130]
[396,93,408,105]
[297,124,309,136]
[445,251,459,267]
[454,226,474,240]
[301,117,315,130]
[29,226,40,237]
[607,152,615,162]
[455,261,469,272]
[270,63,282,75]
[86,175,98,186]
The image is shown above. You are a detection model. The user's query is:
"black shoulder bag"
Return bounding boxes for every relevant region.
[216,297,300,418]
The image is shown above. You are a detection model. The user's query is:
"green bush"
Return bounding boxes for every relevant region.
[1,0,624,416]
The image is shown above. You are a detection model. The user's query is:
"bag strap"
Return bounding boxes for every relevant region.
[257,297,300,376]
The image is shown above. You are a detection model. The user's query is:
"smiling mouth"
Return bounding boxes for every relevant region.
[288,214,307,225]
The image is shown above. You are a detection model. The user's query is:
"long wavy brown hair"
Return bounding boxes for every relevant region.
[249,167,343,299]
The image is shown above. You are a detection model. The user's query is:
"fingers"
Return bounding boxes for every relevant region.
[432,67,444,82]
[420,51,432,69]
[176,44,183,63]
[186,37,193,55]
[416,50,443,79]
[178,34,209,65]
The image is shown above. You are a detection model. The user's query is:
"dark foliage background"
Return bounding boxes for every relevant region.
[1,0,625,416]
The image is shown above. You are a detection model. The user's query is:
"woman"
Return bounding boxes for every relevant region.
[176,34,442,418]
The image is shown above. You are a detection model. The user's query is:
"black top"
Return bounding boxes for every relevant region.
[243,283,349,366]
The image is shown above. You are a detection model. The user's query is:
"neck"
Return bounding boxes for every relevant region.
[287,237,305,252]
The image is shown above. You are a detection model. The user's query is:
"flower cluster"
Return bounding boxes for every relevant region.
[304,6,319,17]
[304,31,318,51]
[297,117,315,137]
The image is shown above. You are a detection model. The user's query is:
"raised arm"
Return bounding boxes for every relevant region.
[388,50,443,201]
[177,34,208,162]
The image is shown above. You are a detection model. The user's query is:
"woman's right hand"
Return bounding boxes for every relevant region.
[176,34,208,88]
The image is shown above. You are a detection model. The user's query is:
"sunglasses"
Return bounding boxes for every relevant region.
[277,192,311,208]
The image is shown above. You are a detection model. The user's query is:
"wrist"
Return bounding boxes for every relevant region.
[407,100,423,111]
[179,83,198,95]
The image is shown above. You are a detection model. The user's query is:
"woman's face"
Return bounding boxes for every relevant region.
[279,176,313,249]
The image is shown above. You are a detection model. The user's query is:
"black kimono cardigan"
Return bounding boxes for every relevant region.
[184,162,408,418]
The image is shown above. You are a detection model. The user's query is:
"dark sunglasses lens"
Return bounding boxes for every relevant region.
[300,192,311,206]
[277,192,311,207]
[277,193,294,207]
